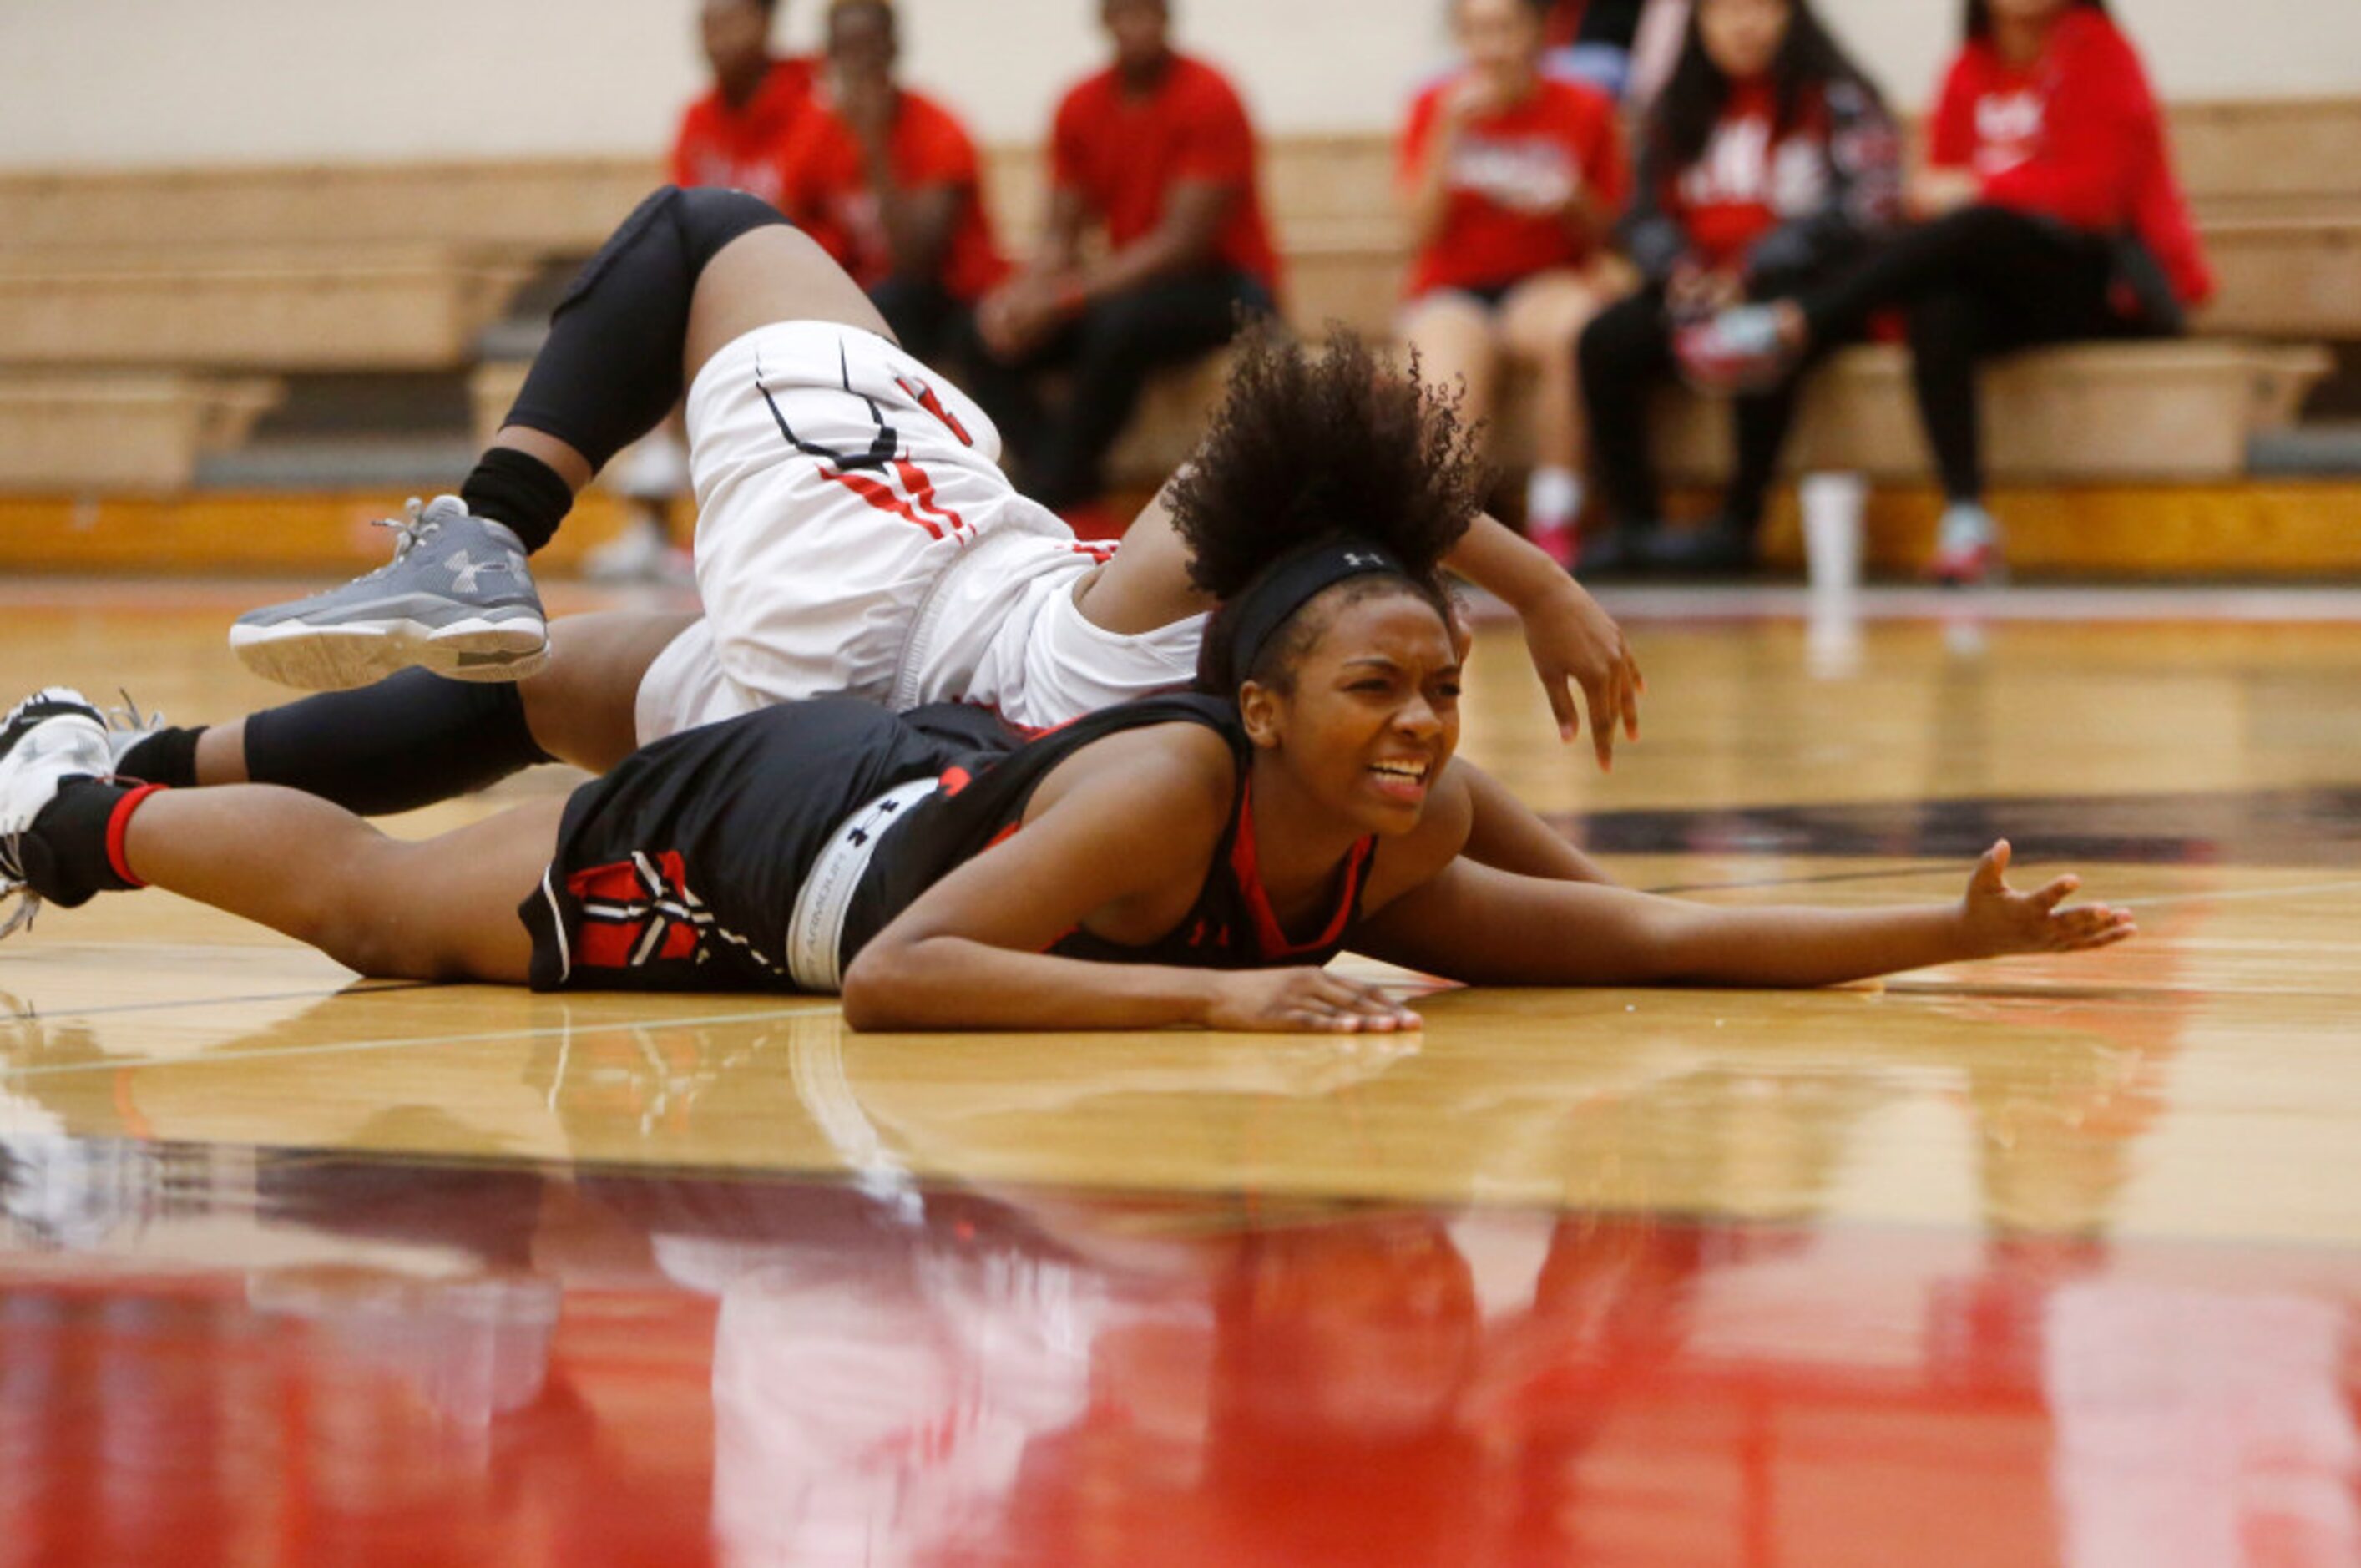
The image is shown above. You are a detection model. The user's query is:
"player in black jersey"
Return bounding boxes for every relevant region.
[0,335,2134,1030]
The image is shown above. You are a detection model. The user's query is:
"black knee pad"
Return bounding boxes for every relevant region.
[508,186,794,471]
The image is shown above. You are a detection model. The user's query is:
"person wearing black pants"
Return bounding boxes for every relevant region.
[1797,203,2133,508]
[1575,0,1898,575]
[1682,0,2213,583]
[967,0,1285,526]
[962,267,1274,516]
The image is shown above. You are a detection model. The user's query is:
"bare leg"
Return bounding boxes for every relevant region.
[1498,268,1615,474]
[685,225,895,387]
[517,610,702,772]
[122,789,564,984]
[1398,293,1503,451]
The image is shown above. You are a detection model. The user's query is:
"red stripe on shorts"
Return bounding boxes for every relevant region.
[819,465,945,541]
[893,458,968,539]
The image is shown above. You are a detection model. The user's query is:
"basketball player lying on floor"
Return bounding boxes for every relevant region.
[179,185,1637,792]
[2,336,2133,1032]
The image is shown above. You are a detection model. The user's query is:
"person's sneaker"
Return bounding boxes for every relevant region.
[0,689,114,940]
[1674,306,1797,395]
[1924,503,2007,587]
[230,496,548,691]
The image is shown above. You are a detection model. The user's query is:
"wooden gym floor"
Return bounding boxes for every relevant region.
[3,575,2360,1565]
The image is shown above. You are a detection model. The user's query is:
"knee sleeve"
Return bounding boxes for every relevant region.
[243,670,557,817]
[502,185,793,473]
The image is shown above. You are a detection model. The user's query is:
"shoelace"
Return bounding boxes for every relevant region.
[0,837,35,942]
[356,498,442,579]
[106,688,164,750]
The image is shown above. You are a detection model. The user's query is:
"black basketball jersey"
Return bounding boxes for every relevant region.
[845,691,1379,974]
[522,692,1378,994]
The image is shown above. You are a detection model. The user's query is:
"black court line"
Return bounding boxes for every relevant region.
[1560,783,2361,870]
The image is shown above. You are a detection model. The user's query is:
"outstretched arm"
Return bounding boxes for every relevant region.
[1352,841,2134,989]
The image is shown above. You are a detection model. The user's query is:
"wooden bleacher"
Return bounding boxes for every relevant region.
[0,98,2356,575]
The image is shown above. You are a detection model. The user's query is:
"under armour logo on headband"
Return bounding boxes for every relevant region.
[1342,551,1384,568]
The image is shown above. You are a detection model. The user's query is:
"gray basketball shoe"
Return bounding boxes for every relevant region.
[230,496,549,691]
[0,688,116,939]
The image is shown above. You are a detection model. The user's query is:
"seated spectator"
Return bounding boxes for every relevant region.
[595,0,817,584]
[670,0,816,209]
[966,0,1281,529]
[1686,0,2213,584]
[1399,0,1630,569]
[776,0,1009,368]
[1578,0,1898,574]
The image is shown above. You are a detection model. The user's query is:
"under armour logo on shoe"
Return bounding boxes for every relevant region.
[446,551,516,594]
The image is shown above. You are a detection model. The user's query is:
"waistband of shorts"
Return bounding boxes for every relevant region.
[786,776,943,992]
[891,517,1079,709]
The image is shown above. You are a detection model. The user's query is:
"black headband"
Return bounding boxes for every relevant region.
[1226,539,1411,683]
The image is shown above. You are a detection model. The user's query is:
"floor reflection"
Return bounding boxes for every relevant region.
[3,1146,2357,1567]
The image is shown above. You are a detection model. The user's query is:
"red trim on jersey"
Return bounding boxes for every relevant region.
[105,784,167,889]
[1226,779,1375,960]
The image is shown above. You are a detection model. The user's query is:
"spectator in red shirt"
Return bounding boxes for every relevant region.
[1684,0,2212,584]
[669,0,816,208]
[965,0,1282,523]
[1399,0,1630,569]
[776,0,1009,368]
[1576,0,1898,574]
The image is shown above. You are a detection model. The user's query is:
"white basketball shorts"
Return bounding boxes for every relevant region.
[635,321,1203,743]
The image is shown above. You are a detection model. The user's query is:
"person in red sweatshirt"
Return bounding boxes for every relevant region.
[1399,0,1631,570]
[964,0,1282,527]
[1680,0,2213,584]
[1575,0,1898,575]
[775,0,1009,369]
[669,0,816,209]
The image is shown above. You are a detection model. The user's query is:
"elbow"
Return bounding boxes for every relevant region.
[837,945,907,1031]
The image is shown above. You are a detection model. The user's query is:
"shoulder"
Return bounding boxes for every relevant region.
[1171,55,1252,115]
[1541,76,1617,125]
[903,90,977,147]
[1057,68,1118,122]
[1034,721,1239,842]
[2053,10,2151,83]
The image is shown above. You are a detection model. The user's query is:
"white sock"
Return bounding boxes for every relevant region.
[1937,502,1998,552]
[1526,467,1584,532]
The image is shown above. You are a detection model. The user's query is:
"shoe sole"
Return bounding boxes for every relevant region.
[230,617,549,692]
